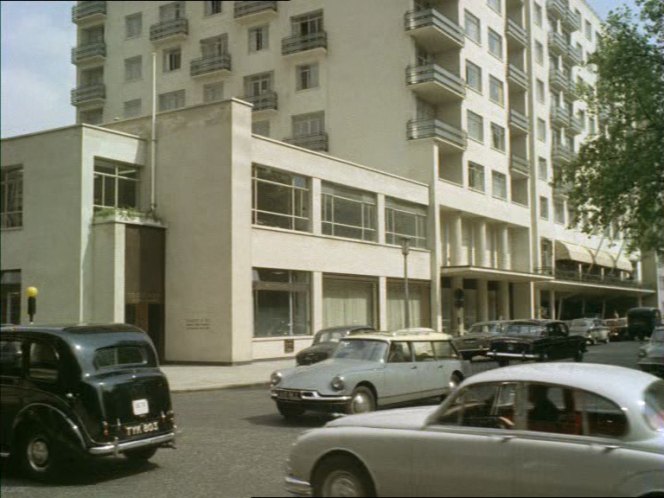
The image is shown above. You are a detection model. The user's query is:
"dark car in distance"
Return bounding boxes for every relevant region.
[451,320,510,360]
[627,307,662,341]
[638,326,664,378]
[0,324,176,480]
[486,320,586,366]
[295,325,375,366]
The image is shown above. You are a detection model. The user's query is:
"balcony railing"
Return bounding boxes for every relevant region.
[567,79,580,99]
[283,133,329,152]
[509,109,529,133]
[404,8,464,47]
[548,31,568,55]
[190,53,231,77]
[234,1,278,19]
[406,64,465,99]
[510,154,530,176]
[407,119,467,149]
[242,91,277,111]
[552,143,574,164]
[570,116,584,134]
[71,83,105,105]
[535,267,644,288]
[563,10,581,31]
[507,64,528,90]
[567,45,583,65]
[71,42,106,64]
[150,18,188,42]
[282,31,327,56]
[72,1,106,23]
[549,67,569,90]
[505,18,528,46]
[546,0,567,19]
[551,106,571,127]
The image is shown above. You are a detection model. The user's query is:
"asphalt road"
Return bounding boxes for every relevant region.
[0,340,646,497]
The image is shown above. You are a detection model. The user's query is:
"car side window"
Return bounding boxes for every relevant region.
[28,342,59,383]
[527,383,581,435]
[412,341,435,362]
[436,383,517,429]
[387,341,412,363]
[432,341,458,359]
[0,339,23,377]
[576,390,628,438]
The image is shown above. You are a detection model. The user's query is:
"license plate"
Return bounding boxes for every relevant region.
[124,421,160,437]
[132,398,149,416]
[278,391,301,401]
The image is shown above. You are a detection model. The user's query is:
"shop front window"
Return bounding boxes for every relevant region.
[253,269,310,337]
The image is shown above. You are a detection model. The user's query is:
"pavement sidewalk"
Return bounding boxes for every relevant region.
[161,358,295,393]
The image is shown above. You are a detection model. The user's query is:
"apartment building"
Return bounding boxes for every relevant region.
[1,0,658,363]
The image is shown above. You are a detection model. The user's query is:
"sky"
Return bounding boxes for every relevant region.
[0,0,639,138]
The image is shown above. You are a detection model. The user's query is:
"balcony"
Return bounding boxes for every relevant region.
[234,1,278,22]
[551,106,571,128]
[510,154,530,176]
[406,64,465,104]
[567,45,584,66]
[550,268,643,288]
[150,18,188,42]
[546,0,567,19]
[563,10,581,31]
[283,133,329,152]
[509,109,529,134]
[72,1,106,24]
[242,91,277,112]
[505,18,528,47]
[548,31,568,55]
[71,42,106,64]
[71,83,105,106]
[404,9,464,52]
[548,67,569,91]
[407,119,467,151]
[507,64,528,90]
[190,53,231,77]
[282,32,327,56]
[570,115,584,134]
[567,79,580,99]
[552,142,574,164]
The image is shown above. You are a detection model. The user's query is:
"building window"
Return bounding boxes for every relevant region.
[492,171,507,200]
[163,47,181,72]
[1,167,22,229]
[125,13,142,39]
[93,159,139,211]
[465,11,481,44]
[490,123,505,152]
[387,279,431,329]
[577,110,586,131]
[487,0,501,14]
[535,41,544,65]
[554,199,565,224]
[123,99,141,118]
[466,60,482,93]
[203,82,224,102]
[323,276,376,329]
[536,79,545,104]
[468,162,485,192]
[537,118,546,142]
[385,198,428,249]
[248,25,269,52]
[296,63,319,91]
[160,1,185,22]
[82,25,104,44]
[252,164,310,232]
[204,0,222,16]
[291,10,323,36]
[488,29,502,59]
[79,108,103,125]
[489,75,504,106]
[538,157,548,180]
[322,183,376,242]
[124,56,142,82]
[0,270,21,324]
[253,268,310,337]
[585,20,592,41]
[292,111,324,137]
[534,3,542,27]
[467,110,484,143]
[252,120,270,137]
[82,66,103,86]
[540,196,549,220]
[158,89,185,111]
[245,72,273,97]
[201,35,227,58]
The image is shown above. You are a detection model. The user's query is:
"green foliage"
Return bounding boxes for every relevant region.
[557,0,664,255]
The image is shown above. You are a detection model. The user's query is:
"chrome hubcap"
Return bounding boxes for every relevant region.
[351,393,372,413]
[324,470,361,497]
[27,438,49,470]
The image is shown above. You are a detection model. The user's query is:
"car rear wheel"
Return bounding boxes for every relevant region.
[347,386,375,415]
[277,402,306,420]
[124,446,158,462]
[313,455,375,498]
[17,425,61,481]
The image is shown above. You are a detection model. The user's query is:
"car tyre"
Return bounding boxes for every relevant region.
[16,425,62,482]
[574,348,584,362]
[346,386,375,415]
[124,446,158,462]
[313,454,375,498]
[277,402,306,420]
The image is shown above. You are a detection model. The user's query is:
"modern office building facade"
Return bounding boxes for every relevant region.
[1,0,658,363]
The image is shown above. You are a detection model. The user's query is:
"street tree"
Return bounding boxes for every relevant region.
[557,0,664,255]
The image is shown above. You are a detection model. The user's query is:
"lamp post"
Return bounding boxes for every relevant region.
[401,237,411,329]
[26,286,38,324]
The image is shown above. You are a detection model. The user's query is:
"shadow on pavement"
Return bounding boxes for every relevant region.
[244,412,337,429]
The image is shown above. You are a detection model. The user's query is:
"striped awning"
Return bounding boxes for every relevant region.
[555,241,593,265]
[592,250,615,268]
[613,254,634,272]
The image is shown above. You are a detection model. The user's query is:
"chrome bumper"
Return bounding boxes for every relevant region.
[486,351,538,359]
[285,476,312,497]
[88,432,175,456]
[271,390,352,403]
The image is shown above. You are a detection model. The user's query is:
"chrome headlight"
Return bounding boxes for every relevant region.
[270,371,283,386]
[330,375,345,391]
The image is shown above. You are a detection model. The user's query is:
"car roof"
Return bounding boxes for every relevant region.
[507,319,565,326]
[316,325,374,333]
[345,330,453,341]
[1,323,143,335]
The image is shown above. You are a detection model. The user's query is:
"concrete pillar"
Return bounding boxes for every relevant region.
[549,289,556,320]
[312,271,324,332]
[498,224,511,270]
[378,276,388,331]
[311,178,322,235]
[376,194,386,245]
[451,212,464,266]
[475,220,490,267]
[452,276,464,334]
[499,281,510,319]
[478,279,489,321]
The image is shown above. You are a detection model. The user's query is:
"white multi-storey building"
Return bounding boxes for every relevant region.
[1,0,658,363]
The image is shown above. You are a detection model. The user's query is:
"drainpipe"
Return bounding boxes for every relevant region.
[150,51,157,215]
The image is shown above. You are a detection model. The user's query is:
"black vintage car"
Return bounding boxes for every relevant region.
[627,307,662,341]
[0,324,176,480]
[486,320,586,366]
[295,325,375,366]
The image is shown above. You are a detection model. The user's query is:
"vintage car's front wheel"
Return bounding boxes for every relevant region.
[124,446,158,462]
[347,386,375,415]
[277,402,306,420]
[17,425,62,481]
[313,454,375,497]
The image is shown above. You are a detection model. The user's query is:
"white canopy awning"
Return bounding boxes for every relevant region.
[613,254,634,272]
[555,241,594,265]
[593,250,615,268]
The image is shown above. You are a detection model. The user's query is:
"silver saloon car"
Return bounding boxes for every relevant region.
[270,331,469,419]
[285,363,664,497]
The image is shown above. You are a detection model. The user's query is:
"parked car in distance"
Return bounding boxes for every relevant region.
[569,318,610,345]
[638,326,664,378]
[628,307,662,341]
[451,320,510,360]
[284,363,664,497]
[270,330,469,419]
[486,320,586,366]
[295,325,375,366]
[605,317,629,341]
[0,324,176,481]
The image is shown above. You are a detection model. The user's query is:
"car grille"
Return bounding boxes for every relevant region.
[492,342,530,354]
[274,389,317,401]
